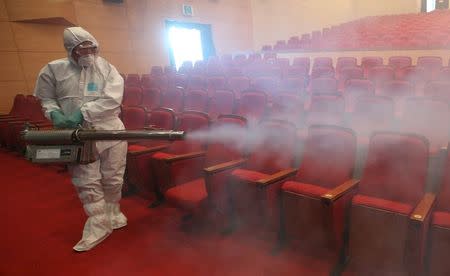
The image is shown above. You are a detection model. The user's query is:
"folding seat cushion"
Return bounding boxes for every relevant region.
[309,77,338,94]
[207,89,235,120]
[424,81,450,103]
[310,66,335,79]
[367,66,395,93]
[227,76,250,99]
[141,88,161,111]
[417,56,443,80]
[206,76,226,96]
[235,90,268,123]
[400,98,449,155]
[281,125,357,263]
[337,66,363,92]
[123,86,143,107]
[312,57,333,70]
[226,120,298,235]
[305,94,345,127]
[184,89,209,112]
[345,133,432,275]
[160,87,184,112]
[164,115,247,218]
[388,56,412,70]
[292,57,311,73]
[343,79,375,111]
[0,94,26,118]
[428,145,450,276]
[150,111,211,199]
[150,66,164,76]
[125,108,176,199]
[270,93,304,125]
[125,74,141,87]
[361,56,383,78]
[121,106,147,130]
[336,57,357,77]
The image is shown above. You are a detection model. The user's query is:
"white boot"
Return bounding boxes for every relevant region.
[73,200,112,252]
[106,202,127,230]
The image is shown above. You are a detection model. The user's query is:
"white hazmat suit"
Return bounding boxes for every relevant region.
[34,27,128,251]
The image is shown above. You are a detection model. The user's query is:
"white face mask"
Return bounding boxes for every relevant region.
[78,54,96,67]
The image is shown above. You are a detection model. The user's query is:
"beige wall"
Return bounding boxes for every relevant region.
[251,0,422,50]
[0,0,253,113]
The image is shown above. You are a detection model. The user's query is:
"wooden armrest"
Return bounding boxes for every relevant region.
[410,193,436,224]
[164,151,206,163]
[127,144,169,156]
[255,168,298,187]
[143,125,164,130]
[321,179,360,204]
[0,118,25,123]
[204,158,247,175]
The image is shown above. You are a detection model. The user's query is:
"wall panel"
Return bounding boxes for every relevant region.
[0,52,25,81]
[0,81,29,112]
[0,0,8,21]
[11,23,66,52]
[73,0,128,30]
[0,22,16,51]
[5,0,76,23]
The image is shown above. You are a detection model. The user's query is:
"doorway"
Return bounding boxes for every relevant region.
[165,21,216,70]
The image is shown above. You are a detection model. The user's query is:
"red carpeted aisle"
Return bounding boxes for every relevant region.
[0,150,328,276]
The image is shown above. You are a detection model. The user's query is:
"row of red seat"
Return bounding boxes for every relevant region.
[124,56,450,86]
[264,9,450,51]
[122,109,450,275]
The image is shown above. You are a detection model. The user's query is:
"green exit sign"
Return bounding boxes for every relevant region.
[182,4,193,17]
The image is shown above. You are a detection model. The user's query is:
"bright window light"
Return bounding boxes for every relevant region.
[168,27,203,70]
[427,0,436,12]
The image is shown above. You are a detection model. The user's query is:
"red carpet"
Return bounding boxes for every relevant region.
[0,150,330,275]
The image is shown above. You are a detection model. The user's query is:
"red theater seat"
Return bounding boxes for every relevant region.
[292,57,311,73]
[207,89,235,120]
[164,115,247,226]
[270,93,304,125]
[122,106,147,130]
[312,57,334,70]
[336,57,357,77]
[206,76,226,97]
[395,66,428,95]
[125,74,141,87]
[388,56,412,70]
[428,145,450,276]
[123,87,143,107]
[344,133,431,275]
[424,81,450,104]
[279,77,307,94]
[226,120,298,236]
[184,89,209,112]
[160,87,184,112]
[310,77,338,94]
[141,88,161,111]
[436,67,450,81]
[337,66,364,92]
[281,125,357,273]
[310,66,335,79]
[361,56,383,78]
[125,108,176,199]
[284,66,309,79]
[344,79,375,111]
[305,94,345,127]
[367,66,395,93]
[227,76,250,99]
[417,56,443,80]
[235,90,268,123]
[150,66,164,76]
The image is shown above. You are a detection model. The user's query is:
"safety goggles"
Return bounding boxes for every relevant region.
[74,45,98,56]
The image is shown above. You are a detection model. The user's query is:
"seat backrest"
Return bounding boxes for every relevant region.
[401,97,450,152]
[146,107,176,130]
[359,132,429,205]
[338,66,364,86]
[310,66,335,79]
[296,125,356,188]
[251,77,279,95]
[121,106,147,130]
[310,77,338,93]
[141,88,161,110]
[379,80,414,98]
[309,94,345,113]
[344,79,375,96]
[125,74,141,87]
[437,67,450,81]
[279,77,307,93]
[160,87,184,112]
[271,93,304,123]
[204,115,247,167]
[435,144,450,212]
[292,57,310,73]
[28,97,47,121]
[150,66,164,76]
[207,76,226,93]
[395,66,428,83]
[313,57,333,69]
[245,119,297,174]
[353,95,394,123]
[361,56,383,77]
[285,66,309,78]
[367,66,395,89]
[169,111,210,154]
[164,66,176,76]
[236,90,268,122]
[187,75,207,90]
[207,89,235,120]
[9,94,26,116]
[227,77,250,97]
[123,86,143,107]
[336,57,357,73]
[184,89,208,112]
[388,56,412,70]
[417,56,443,71]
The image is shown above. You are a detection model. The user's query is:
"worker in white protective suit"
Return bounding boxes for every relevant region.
[34,27,128,252]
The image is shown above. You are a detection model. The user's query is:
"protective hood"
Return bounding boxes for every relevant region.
[63,27,99,64]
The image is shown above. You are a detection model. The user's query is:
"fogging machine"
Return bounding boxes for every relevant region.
[21,127,185,164]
